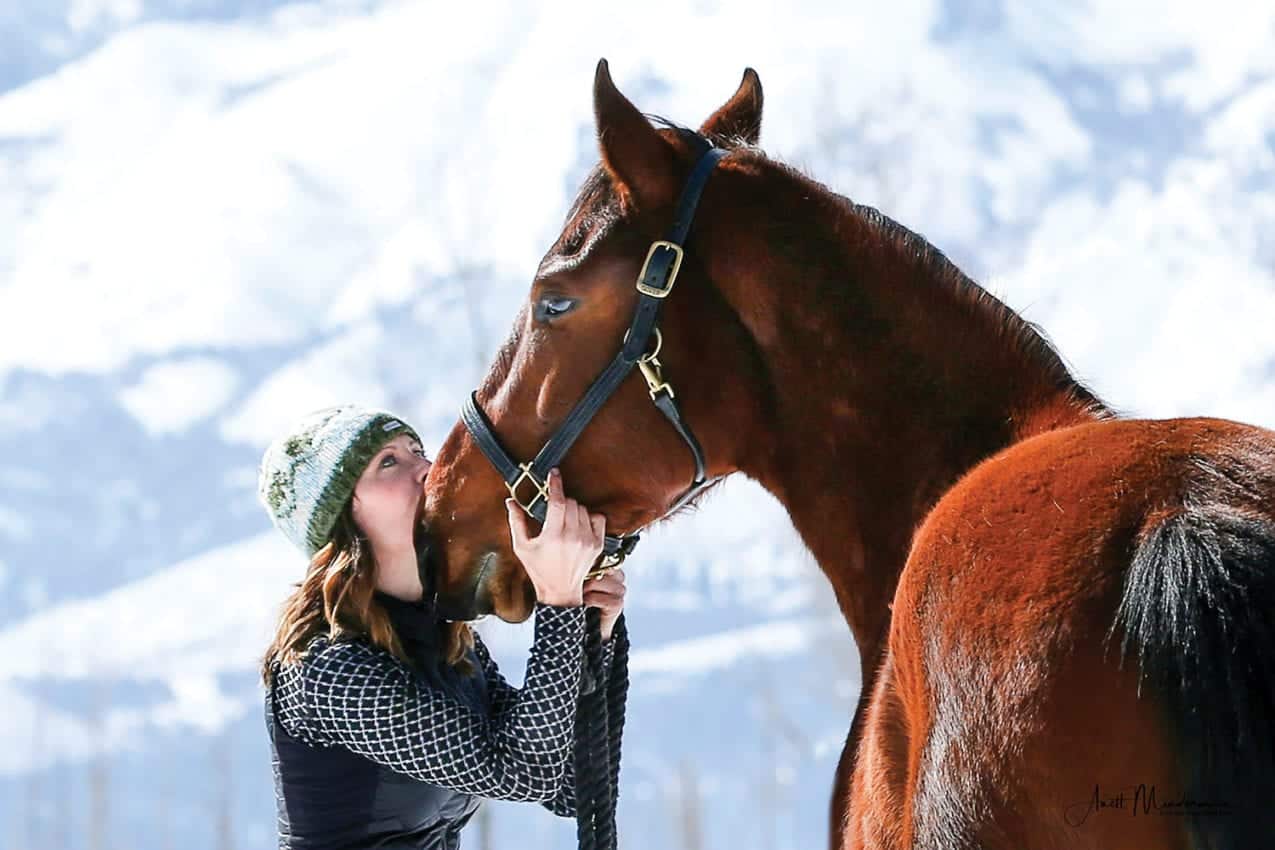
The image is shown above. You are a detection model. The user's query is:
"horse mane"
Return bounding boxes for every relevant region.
[697,112,1113,423]
[844,201,1116,422]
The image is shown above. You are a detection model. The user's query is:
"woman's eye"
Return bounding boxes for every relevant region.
[537,296,576,320]
[381,455,396,467]
[413,448,428,459]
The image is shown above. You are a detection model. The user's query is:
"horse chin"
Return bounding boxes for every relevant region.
[428,555,487,621]
[433,592,484,622]
[486,575,538,624]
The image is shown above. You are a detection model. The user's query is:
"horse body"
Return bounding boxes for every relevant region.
[848,416,1275,850]
[422,61,1275,848]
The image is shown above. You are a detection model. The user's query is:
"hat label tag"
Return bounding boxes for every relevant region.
[383,420,403,432]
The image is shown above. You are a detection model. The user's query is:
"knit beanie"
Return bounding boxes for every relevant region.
[257,404,423,558]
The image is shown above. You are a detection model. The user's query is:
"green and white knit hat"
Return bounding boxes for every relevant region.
[257,404,423,558]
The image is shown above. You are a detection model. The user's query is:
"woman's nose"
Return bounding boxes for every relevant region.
[416,458,431,484]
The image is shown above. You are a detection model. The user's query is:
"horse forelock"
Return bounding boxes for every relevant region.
[537,167,621,280]
[536,119,711,279]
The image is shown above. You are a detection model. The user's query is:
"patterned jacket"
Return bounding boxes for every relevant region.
[265,591,616,849]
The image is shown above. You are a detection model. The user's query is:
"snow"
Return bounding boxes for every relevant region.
[0,506,33,541]
[118,357,240,436]
[219,322,394,446]
[0,531,300,684]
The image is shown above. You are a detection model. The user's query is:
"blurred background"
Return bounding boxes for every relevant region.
[1,1,1273,848]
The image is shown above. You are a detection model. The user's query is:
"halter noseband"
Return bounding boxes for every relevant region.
[461,141,727,578]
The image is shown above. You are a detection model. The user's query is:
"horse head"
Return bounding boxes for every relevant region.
[420,60,768,622]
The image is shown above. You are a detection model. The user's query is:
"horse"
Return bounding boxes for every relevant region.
[420,59,1275,849]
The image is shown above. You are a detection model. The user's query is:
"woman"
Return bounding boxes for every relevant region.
[257,404,627,849]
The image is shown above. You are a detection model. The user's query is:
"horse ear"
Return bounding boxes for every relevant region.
[593,58,678,210]
[699,68,763,145]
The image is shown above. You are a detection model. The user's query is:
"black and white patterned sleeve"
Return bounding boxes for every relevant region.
[274,602,587,802]
[470,630,520,720]
[470,625,618,818]
[472,621,617,713]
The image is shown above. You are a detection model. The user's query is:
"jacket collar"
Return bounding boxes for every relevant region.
[373,589,445,665]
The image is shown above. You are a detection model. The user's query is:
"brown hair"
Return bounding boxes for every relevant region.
[261,502,475,688]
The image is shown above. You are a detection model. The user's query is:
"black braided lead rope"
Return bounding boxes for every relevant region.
[605,613,629,832]
[574,608,630,850]
[573,607,603,848]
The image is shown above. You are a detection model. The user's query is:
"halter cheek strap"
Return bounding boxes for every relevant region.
[462,142,728,576]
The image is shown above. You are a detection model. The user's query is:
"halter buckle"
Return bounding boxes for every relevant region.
[635,241,684,299]
[589,537,637,576]
[507,462,549,516]
[586,563,617,580]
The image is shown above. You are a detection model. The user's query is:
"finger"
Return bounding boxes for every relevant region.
[583,588,620,608]
[576,502,590,538]
[506,498,530,550]
[583,572,612,590]
[585,574,624,594]
[584,585,621,604]
[557,498,574,541]
[589,512,606,544]
[543,467,566,533]
[595,574,626,596]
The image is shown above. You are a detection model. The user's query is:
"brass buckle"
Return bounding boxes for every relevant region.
[635,240,684,298]
[507,462,548,516]
[638,359,674,400]
[622,327,674,399]
[587,552,623,579]
[586,563,616,580]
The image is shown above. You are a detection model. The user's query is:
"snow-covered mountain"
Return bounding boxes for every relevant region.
[2,1,1272,848]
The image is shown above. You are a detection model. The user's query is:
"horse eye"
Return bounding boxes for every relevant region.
[537,296,577,320]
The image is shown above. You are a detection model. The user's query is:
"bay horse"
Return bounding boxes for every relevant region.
[420,60,1275,849]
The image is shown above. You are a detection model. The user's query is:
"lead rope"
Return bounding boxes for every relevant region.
[574,607,630,850]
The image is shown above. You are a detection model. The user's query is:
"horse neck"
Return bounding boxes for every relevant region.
[710,177,1110,669]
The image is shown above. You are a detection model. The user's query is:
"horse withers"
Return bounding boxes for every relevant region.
[420,59,1275,849]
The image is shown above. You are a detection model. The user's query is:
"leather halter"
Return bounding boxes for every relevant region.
[461,141,727,578]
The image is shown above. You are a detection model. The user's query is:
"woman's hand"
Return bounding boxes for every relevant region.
[583,568,626,641]
[506,467,606,608]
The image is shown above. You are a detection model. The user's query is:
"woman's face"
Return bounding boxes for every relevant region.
[350,433,432,584]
